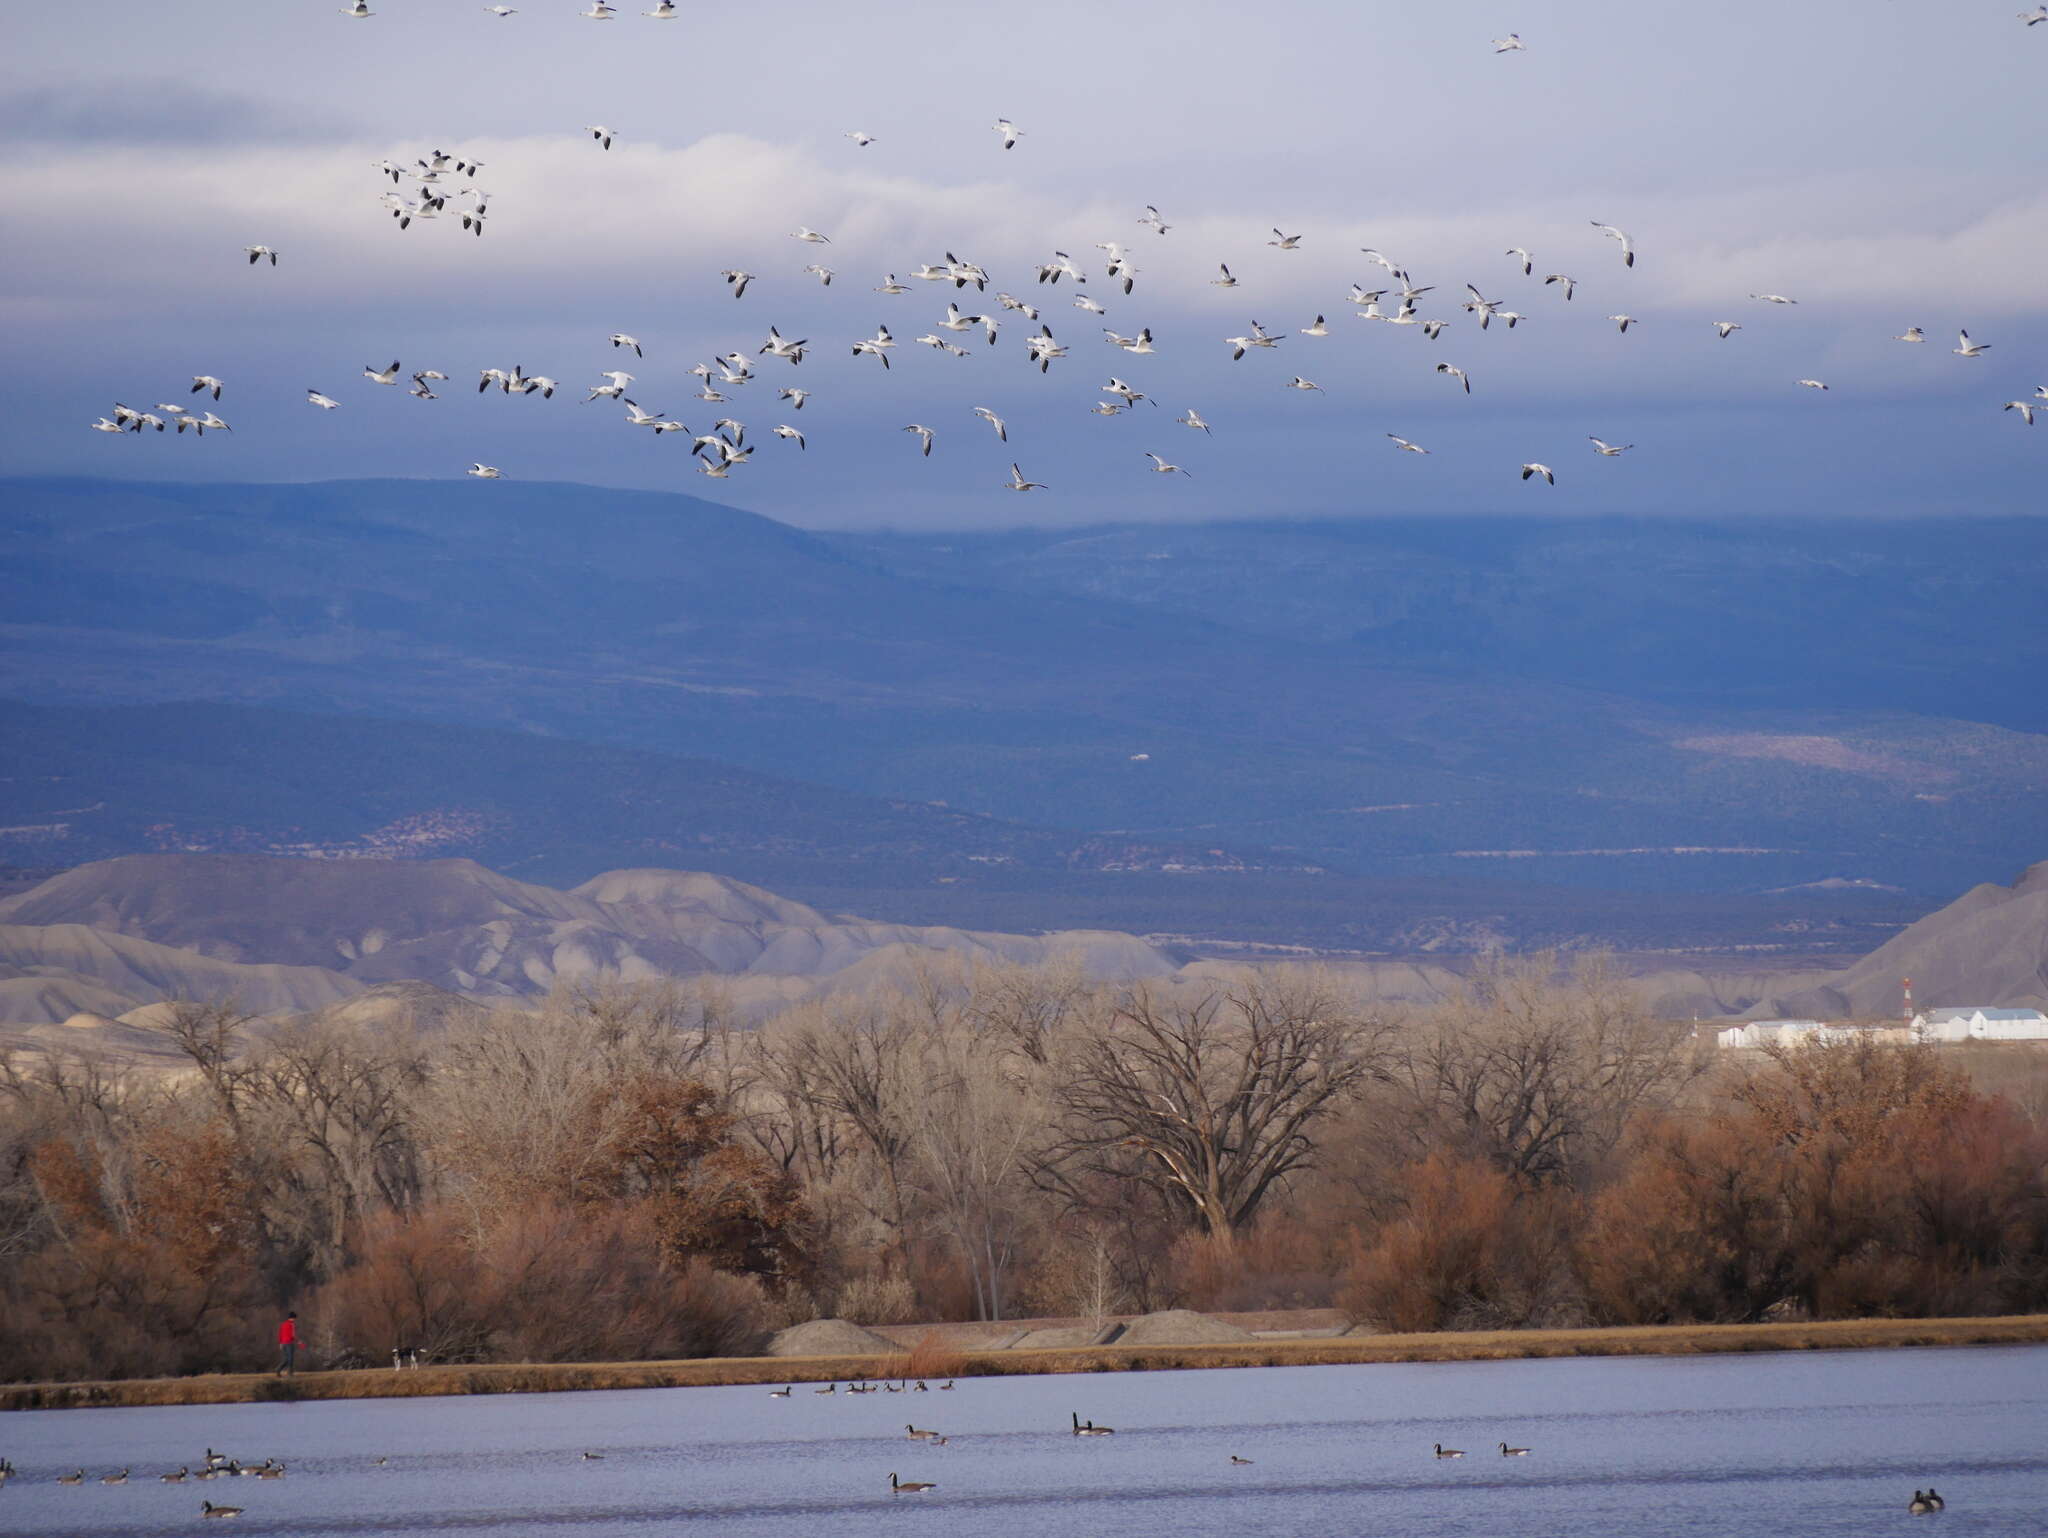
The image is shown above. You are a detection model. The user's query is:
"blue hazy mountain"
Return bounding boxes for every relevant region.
[4,476,2043,905]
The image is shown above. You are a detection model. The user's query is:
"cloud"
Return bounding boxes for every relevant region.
[0,79,359,146]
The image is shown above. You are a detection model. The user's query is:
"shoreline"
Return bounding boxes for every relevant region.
[7,1314,2048,1412]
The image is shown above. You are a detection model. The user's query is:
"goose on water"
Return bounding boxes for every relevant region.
[202,1500,244,1518]
[890,1473,937,1493]
[1500,1442,1531,1456]
[1073,1412,1114,1435]
[1434,1443,1466,1458]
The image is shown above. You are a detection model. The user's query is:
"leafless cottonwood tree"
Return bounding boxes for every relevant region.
[1044,972,1395,1241]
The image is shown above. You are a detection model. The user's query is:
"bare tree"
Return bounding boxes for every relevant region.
[1044,972,1393,1240]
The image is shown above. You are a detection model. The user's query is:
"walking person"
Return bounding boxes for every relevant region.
[275,1311,299,1376]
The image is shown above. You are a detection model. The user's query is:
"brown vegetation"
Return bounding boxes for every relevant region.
[4,955,2047,1389]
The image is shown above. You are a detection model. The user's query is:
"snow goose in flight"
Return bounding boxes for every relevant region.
[1267,229,1303,250]
[721,269,755,298]
[1284,376,1323,392]
[973,406,1007,442]
[1138,205,1171,235]
[996,292,1039,319]
[1520,463,1555,484]
[409,378,438,399]
[363,360,403,386]
[1037,251,1085,285]
[2004,401,2038,425]
[1395,276,1435,304]
[2034,386,2048,400]
[1953,330,1991,357]
[307,389,341,410]
[791,226,831,244]
[644,0,679,15]
[1494,33,1525,51]
[1893,326,1925,342]
[1348,284,1386,307]
[245,245,278,266]
[946,253,990,290]
[760,328,808,363]
[1435,362,1471,394]
[1713,321,1741,339]
[415,368,448,384]
[468,463,503,478]
[1543,273,1575,300]
[939,303,979,334]
[586,370,633,400]
[1177,408,1211,434]
[772,424,805,449]
[1507,247,1533,276]
[1359,248,1398,274]
[1206,264,1239,290]
[610,333,642,357]
[779,386,810,409]
[1750,292,1797,304]
[1088,400,1127,416]
[917,335,969,356]
[581,1,616,17]
[90,416,125,433]
[804,264,835,286]
[903,424,936,456]
[1104,377,1151,407]
[845,131,876,146]
[1421,318,1449,340]
[586,126,615,150]
[1025,326,1067,372]
[2023,6,2048,22]
[852,326,896,367]
[1300,315,1329,337]
[1796,378,1829,390]
[991,118,1023,149]
[1110,327,1155,354]
[1463,285,1504,328]
[1073,295,1108,315]
[1590,222,1636,268]
[1003,462,1047,490]
[1493,311,1523,330]
[875,275,910,295]
[191,375,225,399]
[1588,437,1632,456]
[1608,314,1637,333]
[179,412,232,435]
[341,0,373,15]
[1386,434,1429,454]
[620,400,667,427]
[484,5,517,14]
[1144,452,1190,476]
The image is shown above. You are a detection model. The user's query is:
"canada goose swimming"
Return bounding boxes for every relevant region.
[1434,1443,1465,1458]
[1073,1412,1115,1436]
[1909,1491,1935,1514]
[1500,1443,1530,1457]
[60,1468,85,1485]
[102,1468,130,1484]
[769,1386,792,1398]
[581,1452,604,1460]
[201,1500,244,1517]
[255,1463,284,1479]
[914,1381,930,1392]
[374,1458,388,1467]
[906,1425,937,1440]
[162,1467,190,1482]
[889,1473,937,1493]
[815,1383,836,1395]
[1230,1455,1254,1465]
[1926,1488,1945,1510]
[939,1380,955,1390]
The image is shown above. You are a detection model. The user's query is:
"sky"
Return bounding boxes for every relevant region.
[3,0,2045,529]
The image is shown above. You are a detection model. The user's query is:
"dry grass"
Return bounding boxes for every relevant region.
[9,1314,2048,1412]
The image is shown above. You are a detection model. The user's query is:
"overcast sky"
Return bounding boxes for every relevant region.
[4,1,2044,528]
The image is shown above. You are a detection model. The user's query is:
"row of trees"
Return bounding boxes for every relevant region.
[3,955,2044,1382]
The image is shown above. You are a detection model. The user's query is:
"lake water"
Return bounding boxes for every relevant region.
[2,1346,2043,1536]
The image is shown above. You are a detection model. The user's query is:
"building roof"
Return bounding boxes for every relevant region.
[1924,1006,2048,1022]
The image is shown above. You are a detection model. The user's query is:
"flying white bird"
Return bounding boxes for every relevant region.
[1386,435,1429,454]
[1506,247,1534,276]
[2023,6,2048,22]
[1300,315,1329,337]
[620,400,666,428]
[1494,33,1526,52]
[586,370,634,400]
[1177,409,1211,435]
[586,126,615,150]
[992,118,1023,149]
[245,245,278,266]
[916,334,968,357]
[1138,205,1171,235]
[779,386,810,409]
[340,0,373,15]
[2004,401,2038,425]
[791,226,831,244]
[1285,376,1323,392]
[1436,362,1471,394]
[1797,379,1830,390]
[1954,330,1991,357]
[1144,452,1190,476]
[1544,274,1576,300]
[364,360,402,386]
[484,5,517,15]
[1025,326,1068,372]
[875,275,910,295]
[1003,462,1047,490]
[468,463,503,478]
[1037,251,1086,285]
[1894,326,1925,343]
[1267,229,1303,250]
[772,424,805,449]
[1104,377,1150,407]
[1588,437,1633,456]
[903,424,935,456]
[90,417,125,433]
[1609,314,1638,333]
[1521,463,1555,484]
[1751,293,1797,304]
[804,265,835,286]
[1089,401,1128,417]
[1713,322,1742,339]
[1074,295,1107,315]
[190,375,225,399]
[307,389,341,410]
[644,0,678,15]
[852,326,896,368]
[581,1,615,17]
[996,292,1039,320]
[844,131,876,146]
[177,412,232,435]
[1590,222,1636,268]
[721,269,755,298]
[610,333,642,357]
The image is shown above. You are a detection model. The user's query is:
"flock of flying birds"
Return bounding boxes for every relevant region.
[87,12,2047,492]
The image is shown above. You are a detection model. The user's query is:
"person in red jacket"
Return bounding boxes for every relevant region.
[276,1312,298,1376]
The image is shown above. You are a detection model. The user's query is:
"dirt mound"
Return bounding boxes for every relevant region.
[766,1318,900,1358]
[1110,1309,1255,1346]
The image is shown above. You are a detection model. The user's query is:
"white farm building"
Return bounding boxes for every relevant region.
[1911,1007,2048,1044]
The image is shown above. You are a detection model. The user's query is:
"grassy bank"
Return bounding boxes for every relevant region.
[9,1313,2048,1412]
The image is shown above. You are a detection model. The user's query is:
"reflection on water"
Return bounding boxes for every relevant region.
[2,1345,2043,1537]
